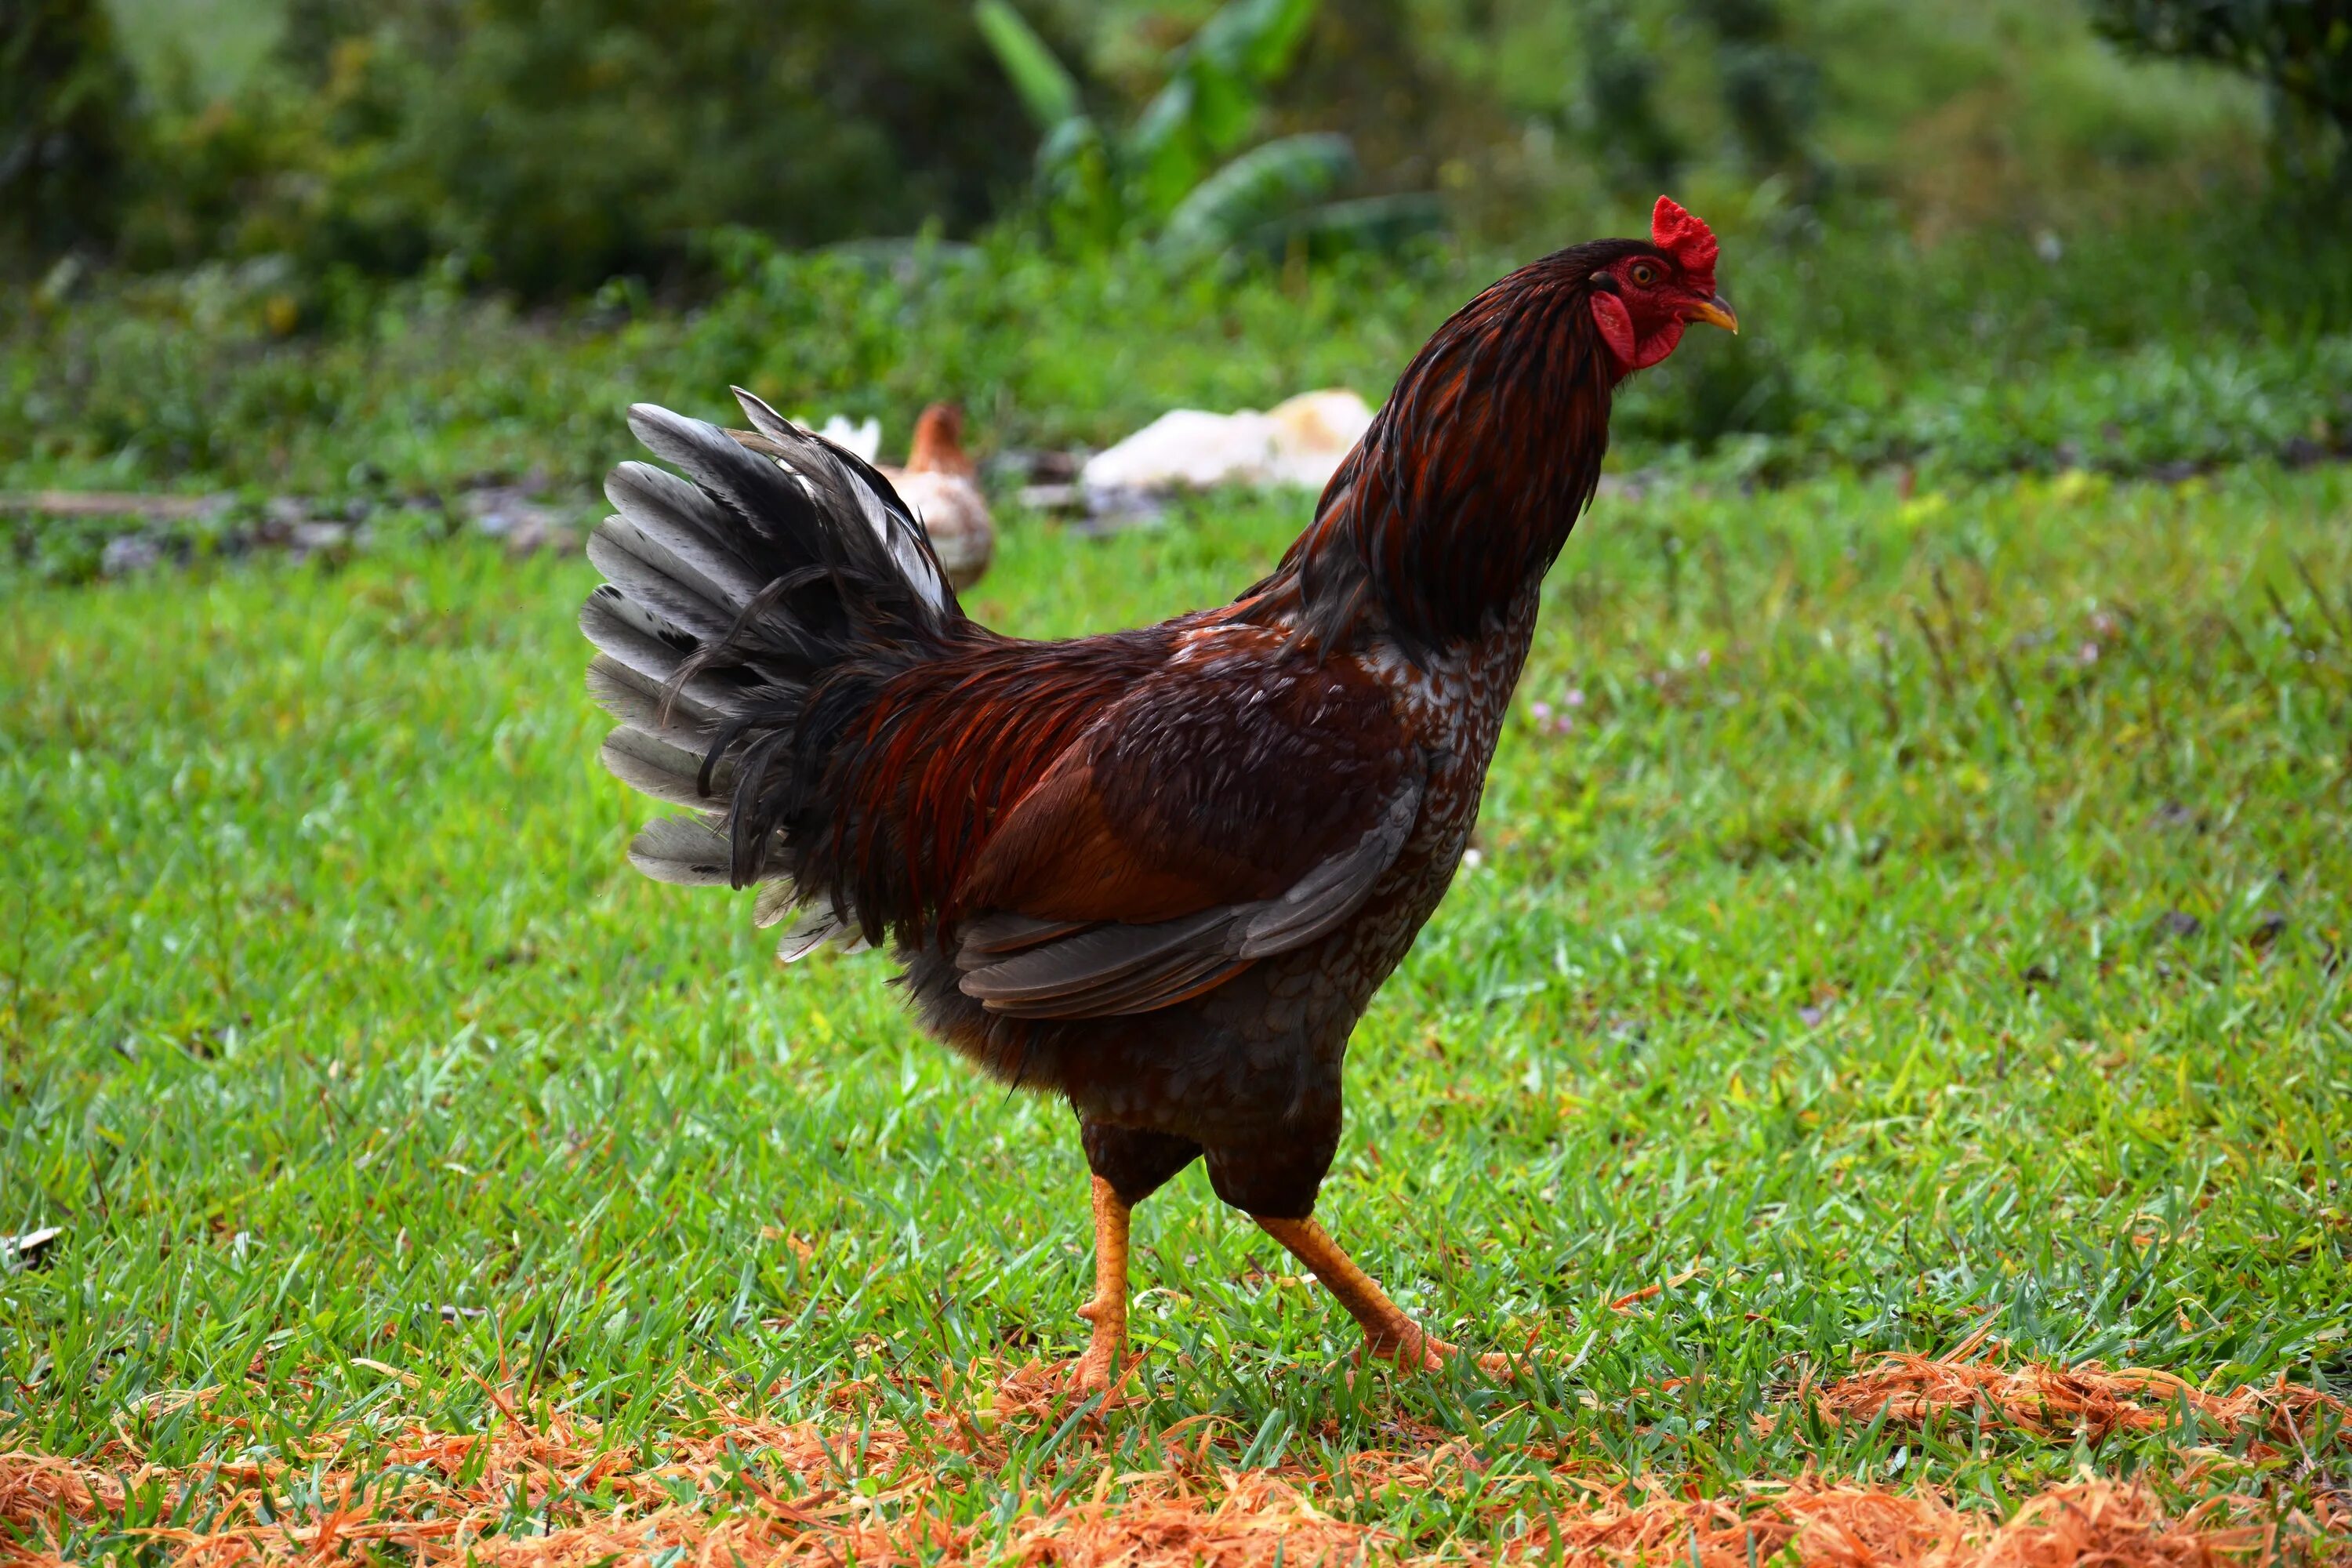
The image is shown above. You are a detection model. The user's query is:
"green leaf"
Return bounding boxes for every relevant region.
[1127,71,1198,161]
[1036,114,1105,181]
[1192,0,1320,84]
[1160,132,1357,257]
[1185,64,1260,155]
[1127,76,1207,216]
[974,0,1083,132]
[1258,191,1450,255]
[1121,0,1320,216]
[1033,114,1119,242]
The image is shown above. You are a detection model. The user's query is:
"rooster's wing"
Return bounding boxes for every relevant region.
[951,630,1425,1018]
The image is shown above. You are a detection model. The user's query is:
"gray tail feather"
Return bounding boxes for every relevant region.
[580,387,956,959]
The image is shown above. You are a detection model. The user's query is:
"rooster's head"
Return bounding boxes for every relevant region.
[1589,196,1739,376]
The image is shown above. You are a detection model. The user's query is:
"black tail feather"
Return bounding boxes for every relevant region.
[583,394,970,958]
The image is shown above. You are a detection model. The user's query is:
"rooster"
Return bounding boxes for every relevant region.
[581,198,1734,1386]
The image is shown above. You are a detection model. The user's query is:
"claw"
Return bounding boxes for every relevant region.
[1070,1351,1117,1393]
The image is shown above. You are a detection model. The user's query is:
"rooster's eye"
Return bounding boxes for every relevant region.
[1626,261,1662,287]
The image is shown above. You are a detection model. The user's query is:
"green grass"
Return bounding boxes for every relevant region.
[2,463,2349,1555]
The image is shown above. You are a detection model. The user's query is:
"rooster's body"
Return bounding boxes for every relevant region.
[582,200,1734,1382]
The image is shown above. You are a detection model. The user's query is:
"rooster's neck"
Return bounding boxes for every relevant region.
[1264,244,1640,656]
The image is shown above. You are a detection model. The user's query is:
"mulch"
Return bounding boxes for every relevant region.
[4,1342,2344,1566]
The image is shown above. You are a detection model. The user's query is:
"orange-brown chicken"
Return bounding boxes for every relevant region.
[880,403,993,591]
[580,198,1735,1387]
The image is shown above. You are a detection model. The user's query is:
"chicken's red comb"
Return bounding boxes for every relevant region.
[1651,196,1719,290]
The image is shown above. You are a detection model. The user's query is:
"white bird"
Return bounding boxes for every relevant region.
[1078,389,1374,497]
[818,414,882,463]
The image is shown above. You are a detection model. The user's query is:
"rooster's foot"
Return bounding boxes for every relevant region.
[1258,1213,1532,1381]
[1359,1323,1454,1371]
[1066,1346,1139,1399]
[1358,1327,1527,1377]
[1072,1296,1132,1396]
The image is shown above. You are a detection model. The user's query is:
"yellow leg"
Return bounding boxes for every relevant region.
[1073,1177,1131,1392]
[1257,1214,1526,1375]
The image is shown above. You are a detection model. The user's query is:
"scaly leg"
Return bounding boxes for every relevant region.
[1257,1214,1521,1374]
[1073,1176,1131,1392]
[1254,1214,1450,1368]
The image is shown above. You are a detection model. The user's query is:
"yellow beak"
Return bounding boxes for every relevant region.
[1686,292,1739,334]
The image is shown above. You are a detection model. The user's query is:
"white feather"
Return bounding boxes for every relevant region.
[585,662,721,746]
[729,386,802,446]
[586,528,734,640]
[602,466,771,602]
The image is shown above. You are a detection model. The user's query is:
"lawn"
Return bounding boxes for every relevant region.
[2,462,2348,1562]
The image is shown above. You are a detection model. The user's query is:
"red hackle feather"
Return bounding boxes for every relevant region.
[1650,196,1719,294]
[1273,250,1618,649]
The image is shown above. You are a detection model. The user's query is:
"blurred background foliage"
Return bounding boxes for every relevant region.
[971,0,1450,260]
[45,0,1048,295]
[2,0,145,262]
[2092,0,2350,172]
[11,0,2330,289]
[3,0,2349,529]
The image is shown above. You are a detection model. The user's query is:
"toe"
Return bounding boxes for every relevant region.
[1068,1350,1134,1399]
[1359,1327,1454,1372]
[1357,1329,1537,1377]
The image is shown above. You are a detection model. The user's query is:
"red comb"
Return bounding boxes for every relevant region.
[1651,196,1718,291]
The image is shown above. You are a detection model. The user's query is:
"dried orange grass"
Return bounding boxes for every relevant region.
[1809,1330,2350,1455]
[1532,1475,2307,1568]
[3,1356,2343,1567]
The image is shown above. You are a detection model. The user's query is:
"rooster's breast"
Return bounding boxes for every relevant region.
[1279,586,1545,1023]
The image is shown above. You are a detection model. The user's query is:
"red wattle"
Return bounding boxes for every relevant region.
[1592,295,1687,375]
[1631,320,1686,370]
[1592,292,1637,373]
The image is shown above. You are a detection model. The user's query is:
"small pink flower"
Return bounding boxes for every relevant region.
[1695,648,1712,670]
[1564,688,1586,708]
[2077,641,2100,665]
